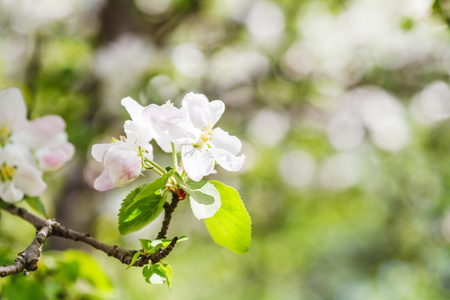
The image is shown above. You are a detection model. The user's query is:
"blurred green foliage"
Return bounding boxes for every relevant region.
[0,249,112,300]
[2,0,450,299]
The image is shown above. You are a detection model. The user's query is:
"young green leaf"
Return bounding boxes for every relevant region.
[152,236,189,250]
[140,236,189,254]
[118,184,147,219]
[127,251,142,270]
[118,175,171,235]
[134,170,174,202]
[142,263,173,289]
[24,196,47,218]
[165,264,173,290]
[139,239,153,253]
[204,181,251,254]
[118,192,165,235]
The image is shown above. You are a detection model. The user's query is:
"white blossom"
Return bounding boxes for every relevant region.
[144,92,245,181]
[0,87,74,202]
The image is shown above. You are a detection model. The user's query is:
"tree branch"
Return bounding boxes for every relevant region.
[0,219,54,277]
[0,205,179,277]
[157,192,182,239]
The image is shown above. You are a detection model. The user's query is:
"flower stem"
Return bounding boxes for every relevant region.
[171,143,178,169]
[144,159,166,176]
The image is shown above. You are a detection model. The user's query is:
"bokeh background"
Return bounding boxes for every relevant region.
[2,0,450,299]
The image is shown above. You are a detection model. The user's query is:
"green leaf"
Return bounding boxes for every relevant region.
[173,172,188,189]
[142,263,173,289]
[24,196,47,218]
[118,172,173,235]
[152,235,189,249]
[127,251,142,270]
[204,181,252,254]
[174,173,221,219]
[140,236,189,255]
[134,170,173,202]
[139,239,153,253]
[165,264,173,290]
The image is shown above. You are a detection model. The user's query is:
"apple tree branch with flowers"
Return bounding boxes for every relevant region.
[0,87,251,289]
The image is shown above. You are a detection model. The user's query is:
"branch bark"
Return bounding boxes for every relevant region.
[0,205,179,277]
[157,192,181,239]
[0,219,54,277]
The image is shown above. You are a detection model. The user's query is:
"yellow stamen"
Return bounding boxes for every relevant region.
[198,126,214,146]
[0,163,15,182]
[0,124,11,147]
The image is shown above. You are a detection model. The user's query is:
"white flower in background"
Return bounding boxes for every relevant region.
[94,34,153,102]
[0,87,75,169]
[0,87,28,148]
[145,92,245,181]
[92,120,153,191]
[14,115,75,171]
[0,145,46,203]
[0,87,74,202]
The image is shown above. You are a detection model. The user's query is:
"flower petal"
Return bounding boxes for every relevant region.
[92,143,112,162]
[155,137,175,153]
[182,92,212,129]
[181,144,215,181]
[189,181,221,219]
[0,182,24,203]
[103,144,142,186]
[14,163,47,197]
[124,120,153,145]
[121,97,146,127]
[209,100,225,125]
[144,104,187,146]
[14,115,66,148]
[94,169,116,191]
[211,147,245,172]
[0,87,27,131]
[211,127,242,155]
[36,142,75,171]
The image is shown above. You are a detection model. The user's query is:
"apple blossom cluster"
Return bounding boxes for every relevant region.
[92,92,245,190]
[0,87,74,203]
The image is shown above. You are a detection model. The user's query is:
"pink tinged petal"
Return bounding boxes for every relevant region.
[211,147,245,172]
[15,115,66,148]
[121,97,146,127]
[210,127,242,155]
[103,145,142,186]
[37,142,75,171]
[14,163,47,197]
[94,169,116,191]
[92,143,113,162]
[182,92,212,129]
[209,100,225,125]
[0,87,27,130]
[181,144,215,181]
[0,182,24,203]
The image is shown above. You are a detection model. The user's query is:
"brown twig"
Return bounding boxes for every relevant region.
[0,219,54,277]
[0,205,179,277]
[157,192,181,239]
